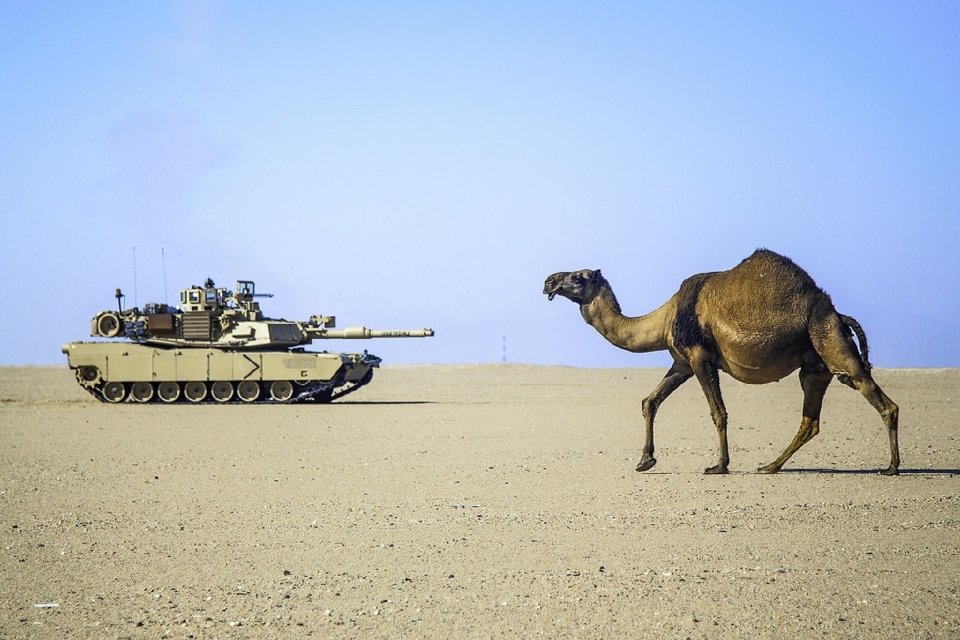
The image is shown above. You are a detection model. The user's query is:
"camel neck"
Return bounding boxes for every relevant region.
[580,291,672,354]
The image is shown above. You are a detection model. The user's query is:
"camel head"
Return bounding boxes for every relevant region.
[543,269,606,305]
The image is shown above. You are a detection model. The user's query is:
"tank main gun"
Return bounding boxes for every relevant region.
[303,318,434,340]
[314,328,435,339]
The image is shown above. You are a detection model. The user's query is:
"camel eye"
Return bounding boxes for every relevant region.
[572,274,584,285]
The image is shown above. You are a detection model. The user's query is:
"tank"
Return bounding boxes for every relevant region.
[62,278,434,404]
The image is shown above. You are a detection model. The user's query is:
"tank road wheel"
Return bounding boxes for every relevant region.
[237,380,261,403]
[157,382,181,403]
[102,381,126,403]
[184,381,208,403]
[79,366,100,384]
[269,380,294,402]
[131,381,154,403]
[211,381,234,403]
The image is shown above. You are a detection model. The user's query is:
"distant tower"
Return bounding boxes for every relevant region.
[502,335,507,363]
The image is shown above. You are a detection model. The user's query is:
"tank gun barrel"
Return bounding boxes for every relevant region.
[305,326,434,340]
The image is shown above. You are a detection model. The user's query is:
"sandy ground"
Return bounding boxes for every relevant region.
[1,364,958,639]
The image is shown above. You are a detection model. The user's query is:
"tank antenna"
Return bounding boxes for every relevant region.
[132,246,138,308]
[162,248,168,305]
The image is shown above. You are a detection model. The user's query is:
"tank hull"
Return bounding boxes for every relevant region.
[62,341,379,404]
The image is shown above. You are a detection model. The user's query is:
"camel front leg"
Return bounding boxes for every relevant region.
[692,360,729,474]
[637,363,692,472]
[758,369,832,474]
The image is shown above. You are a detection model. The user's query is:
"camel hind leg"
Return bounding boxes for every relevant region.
[859,378,900,475]
[812,313,900,475]
[758,368,832,474]
[844,371,900,475]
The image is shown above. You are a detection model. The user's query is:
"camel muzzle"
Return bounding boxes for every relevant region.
[543,274,567,301]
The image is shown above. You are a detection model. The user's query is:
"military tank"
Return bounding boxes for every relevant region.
[62,279,433,404]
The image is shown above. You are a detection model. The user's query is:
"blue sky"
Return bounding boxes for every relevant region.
[2,1,958,368]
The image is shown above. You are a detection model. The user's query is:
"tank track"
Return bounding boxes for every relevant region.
[77,374,373,405]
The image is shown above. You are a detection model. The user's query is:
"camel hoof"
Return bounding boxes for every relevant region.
[704,465,729,475]
[756,464,779,475]
[880,466,899,476]
[636,457,657,472]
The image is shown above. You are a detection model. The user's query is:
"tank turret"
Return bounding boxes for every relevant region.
[89,279,433,349]
[64,279,433,404]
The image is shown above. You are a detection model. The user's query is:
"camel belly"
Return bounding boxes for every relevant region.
[720,358,800,384]
[714,335,806,384]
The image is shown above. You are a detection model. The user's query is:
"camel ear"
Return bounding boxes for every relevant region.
[592,269,603,283]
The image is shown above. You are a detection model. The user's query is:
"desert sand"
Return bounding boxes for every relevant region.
[1,364,958,638]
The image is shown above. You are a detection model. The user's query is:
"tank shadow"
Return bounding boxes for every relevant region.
[333,401,435,406]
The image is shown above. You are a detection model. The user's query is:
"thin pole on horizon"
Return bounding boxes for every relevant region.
[162,248,168,305]
[132,246,138,308]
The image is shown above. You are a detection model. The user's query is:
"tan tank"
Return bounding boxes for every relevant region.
[62,279,433,404]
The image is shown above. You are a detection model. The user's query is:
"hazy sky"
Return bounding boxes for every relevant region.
[2,1,958,368]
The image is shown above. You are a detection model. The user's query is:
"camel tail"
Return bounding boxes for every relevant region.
[840,314,872,372]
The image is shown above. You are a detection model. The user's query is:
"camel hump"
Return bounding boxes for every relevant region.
[672,249,833,354]
[670,249,815,351]
[725,248,828,312]
[741,249,819,289]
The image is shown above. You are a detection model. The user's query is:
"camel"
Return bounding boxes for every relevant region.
[543,249,899,475]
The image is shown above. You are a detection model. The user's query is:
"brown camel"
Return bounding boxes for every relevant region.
[543,249,899,475]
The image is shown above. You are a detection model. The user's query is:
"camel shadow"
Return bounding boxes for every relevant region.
[781,468,959,476]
